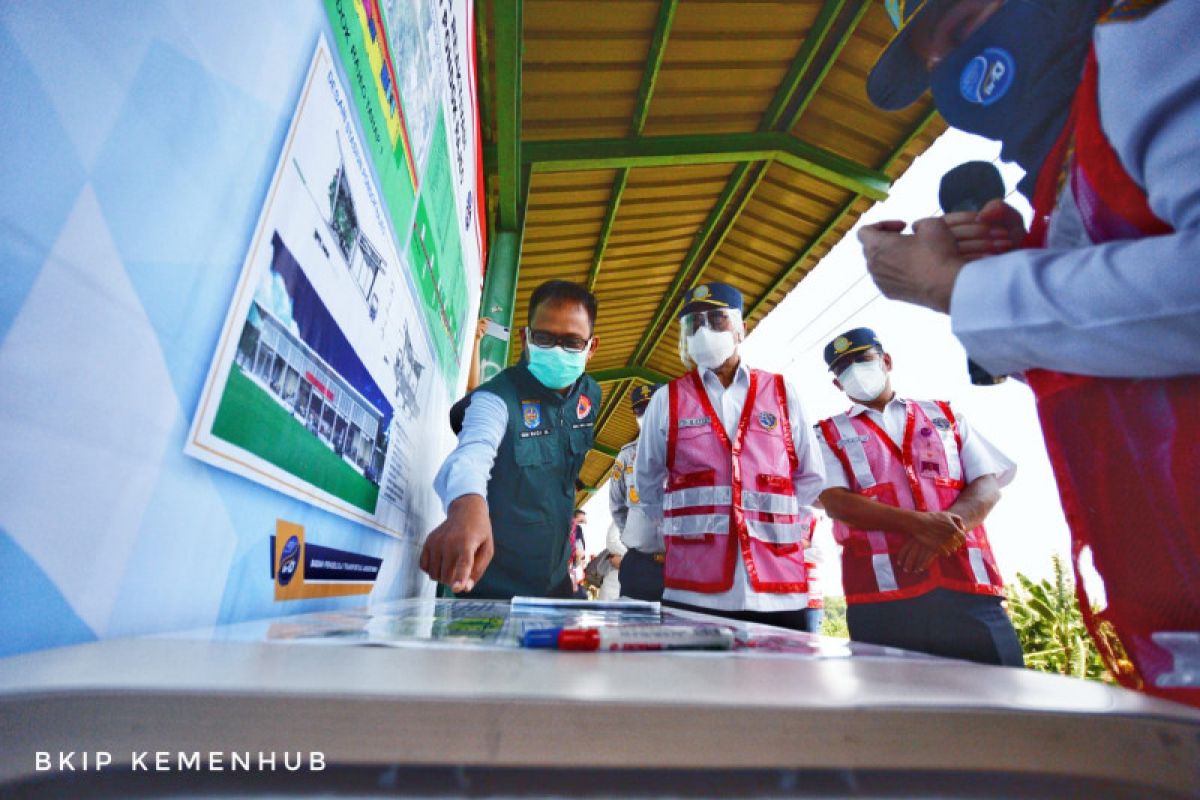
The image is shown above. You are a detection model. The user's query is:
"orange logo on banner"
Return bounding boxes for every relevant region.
[274,519,374,601]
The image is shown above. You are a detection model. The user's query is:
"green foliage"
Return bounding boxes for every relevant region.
[820,595,848,639]
[1007,555,1109,682]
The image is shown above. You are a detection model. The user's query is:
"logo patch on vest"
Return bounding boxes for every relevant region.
[678,416,711,428]
[521,400,542,429]
[758,411,778,431]
[576,394,592,419]
[931,417,952,431]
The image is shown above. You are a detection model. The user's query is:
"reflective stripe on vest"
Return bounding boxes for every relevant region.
[831,414,877,489]
[741,489,800,515]
[829,415,898,593]
[745,518,807,545]
[663,513,731,536]
[664,485,733,511]
[967,547,990,586]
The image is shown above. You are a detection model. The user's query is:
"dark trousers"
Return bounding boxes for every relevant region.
[617,549,665,602]
[665,600,820,633]
[846,588,1025,666]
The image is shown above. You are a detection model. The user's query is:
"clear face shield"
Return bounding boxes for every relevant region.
[678,308,744,369]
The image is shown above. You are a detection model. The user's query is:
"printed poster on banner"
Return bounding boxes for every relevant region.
[186,38,444,537]
[325,0,484,388]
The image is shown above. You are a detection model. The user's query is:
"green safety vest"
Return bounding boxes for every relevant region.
[463,362,600,599]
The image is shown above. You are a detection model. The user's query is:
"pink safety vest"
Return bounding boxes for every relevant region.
[818,400,1005,605]
[664,369,813,594]
[1021,45,1200,705]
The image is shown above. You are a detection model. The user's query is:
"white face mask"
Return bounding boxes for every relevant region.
[686,327,737,370]
[634,415,643,430]
[838,360,888,402]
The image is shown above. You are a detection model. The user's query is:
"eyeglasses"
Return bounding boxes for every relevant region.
[682,309,736,336]
[527,327,592,353]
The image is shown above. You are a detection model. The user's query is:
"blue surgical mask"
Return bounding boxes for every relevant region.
[526,341,588,390]
[929,0,1101,198]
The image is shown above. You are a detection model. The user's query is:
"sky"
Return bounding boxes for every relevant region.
[581,128,1073,595]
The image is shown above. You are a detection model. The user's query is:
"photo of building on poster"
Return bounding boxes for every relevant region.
[187,38,445,536]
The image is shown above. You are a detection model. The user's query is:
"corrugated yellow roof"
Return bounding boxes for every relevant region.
[476,0,945,505]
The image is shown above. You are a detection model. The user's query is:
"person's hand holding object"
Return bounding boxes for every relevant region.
[858,217,968,313]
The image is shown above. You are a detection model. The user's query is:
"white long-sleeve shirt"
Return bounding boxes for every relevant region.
[432,391,507,511]
[950,1,1200,378]
[607,439,660,552]
[635,360,826,612]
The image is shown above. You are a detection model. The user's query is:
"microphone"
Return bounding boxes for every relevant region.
[940,160,1007,213]
[939,161,1008,386]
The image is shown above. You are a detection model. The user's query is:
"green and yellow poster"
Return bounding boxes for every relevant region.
[325,0,484,385]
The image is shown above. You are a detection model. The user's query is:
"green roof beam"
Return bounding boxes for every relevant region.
[592,376,635,442]
[631,0,678,137]
[586,167,628,292]
[596,0,869,441]
[591,442,620,459]
[587,0,678,292]
[747,107,940,322]
[624,161,755,368]
[493,0,523,229]
[760,0,848,129]
[625,161,771,369]
[783,0,873,131]
[587,366,673,385]
[522,132,889,201]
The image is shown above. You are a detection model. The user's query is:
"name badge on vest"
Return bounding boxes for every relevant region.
[678,416,711,428]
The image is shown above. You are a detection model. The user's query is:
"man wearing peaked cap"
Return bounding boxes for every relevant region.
[603,383,665,601]
[855,0,1200,705]
[816,327,1023,666]
[634,282,826,632]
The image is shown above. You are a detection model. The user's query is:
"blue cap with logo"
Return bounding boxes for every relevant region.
[824,327,884,371]
[867,0,954,111]
[630,383,662,412]
[677,282,744,319]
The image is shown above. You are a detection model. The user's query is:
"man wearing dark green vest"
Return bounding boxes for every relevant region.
[423,280,602,598]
